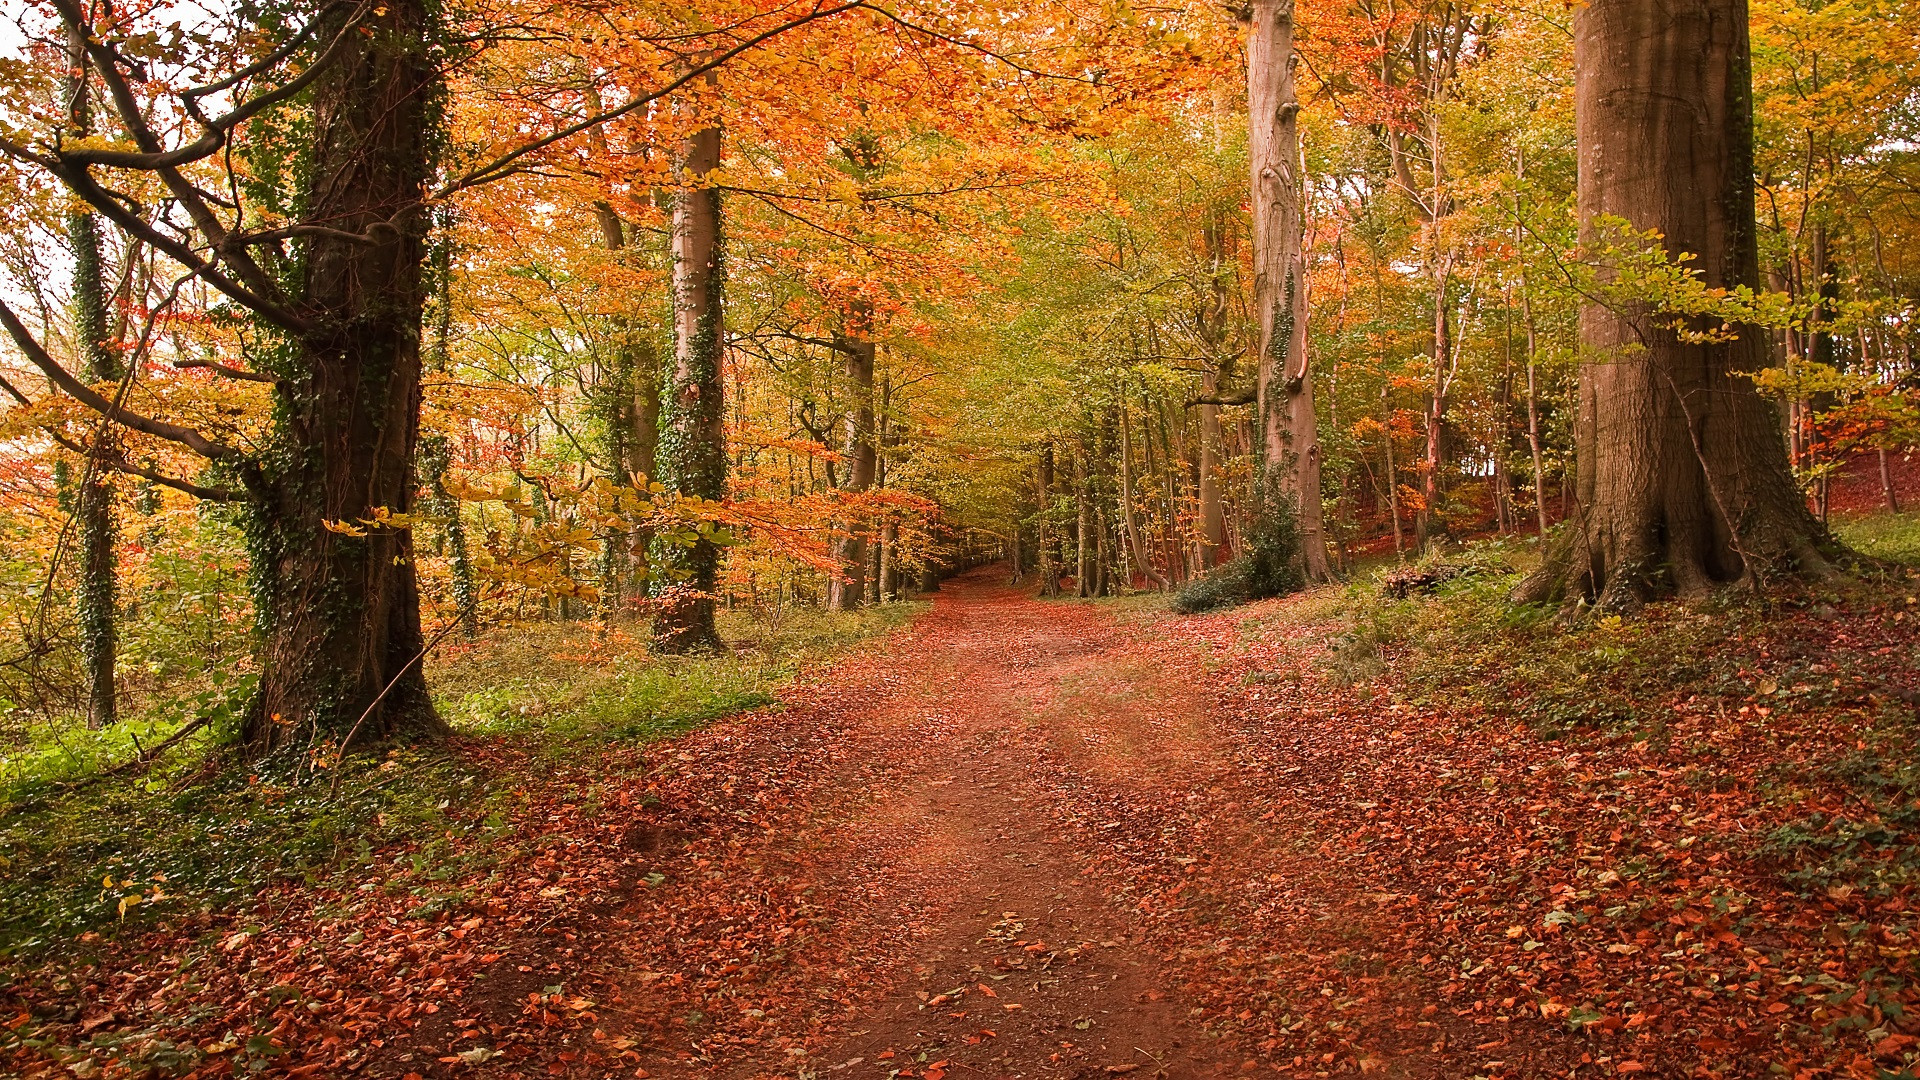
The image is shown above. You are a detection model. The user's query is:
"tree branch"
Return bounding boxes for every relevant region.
[0,373,245,502]
[437,0,870,196]
[0,299,246,463]
[59,0,370,171]
[173,358,286,385]
[1187,387,1257,406]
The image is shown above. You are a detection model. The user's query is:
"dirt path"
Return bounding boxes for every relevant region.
[596,567,1495,1079]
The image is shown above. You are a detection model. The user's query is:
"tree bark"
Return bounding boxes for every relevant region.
[1515,145,1553,538]
[653,99,726,653]
[1197,392,1227,568]
[65,23,118,730]
[1247,0,1331,581]
[1382,384,1405,558]
[1420,253,1453,546]
[877,520,897,601]
[827,307,877,611]
[1074,449,1095,596]
[1035,446,1061,596]
[592,203,662,606]
[1516,0,1832,608]
[1117,404,1168,591]
[1523,294,1551,537]
[244,0,444,749]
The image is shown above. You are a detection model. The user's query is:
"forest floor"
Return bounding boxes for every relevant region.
[7,548,1920,1080]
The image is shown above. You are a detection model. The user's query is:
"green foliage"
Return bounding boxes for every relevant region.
[1312,537,1735,733]
[1170,482,1305,614]
[1245,481,1305,599]
[1171,559,1254,614]
[0,672,253,804]
[0,744,480,958]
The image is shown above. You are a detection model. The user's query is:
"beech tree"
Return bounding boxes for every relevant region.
[1516,0,1834,608]
[62,22,119,730]
[1246,0,1331,581]
[653,95,728,653]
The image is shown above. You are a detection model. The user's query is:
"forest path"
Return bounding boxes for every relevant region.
[607,565,1475,1079]
[762,567,1241,1079]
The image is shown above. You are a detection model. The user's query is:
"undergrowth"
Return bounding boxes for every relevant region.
[0,602,922,958]
[1293,526,1920,900]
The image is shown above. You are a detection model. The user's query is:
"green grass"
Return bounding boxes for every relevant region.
[1279,536,1760,737]
[0,602,924,958]
[1833,510,1920,565]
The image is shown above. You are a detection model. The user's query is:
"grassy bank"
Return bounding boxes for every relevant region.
[0,602,924,959]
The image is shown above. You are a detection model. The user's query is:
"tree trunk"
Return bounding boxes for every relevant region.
[1117,404,1168,591]
[1516,145,1553,537]
[66,24,118,730]
[1420,255,1452,546]
[1197,391,1227,568]
[878,520,897,601]
[1035,446,1061,596]
[421,435,478,638]
[1523,292,1551,536]
[592,204,662,607]
[1247,0,1330,581]
[1382,384,1405,558]
[653,101,726,653]
[828,309,877,611]
[1494,364,1513,534]
[1516,0,1832,609]
[1075,450,1094,596]
[244,0,444,749]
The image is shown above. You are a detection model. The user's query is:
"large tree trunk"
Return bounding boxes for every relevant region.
[1516,0,1831,609]
[1247,0,1331,581]
[827,309,877,611]
[65,24,118,730]
[653,105,727,652]
[245,0,443,749]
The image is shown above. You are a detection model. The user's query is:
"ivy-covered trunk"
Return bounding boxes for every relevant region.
[66,23,119,730]
[653,108,727,653]
[592,203,662,610]
[242,0,443,750]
